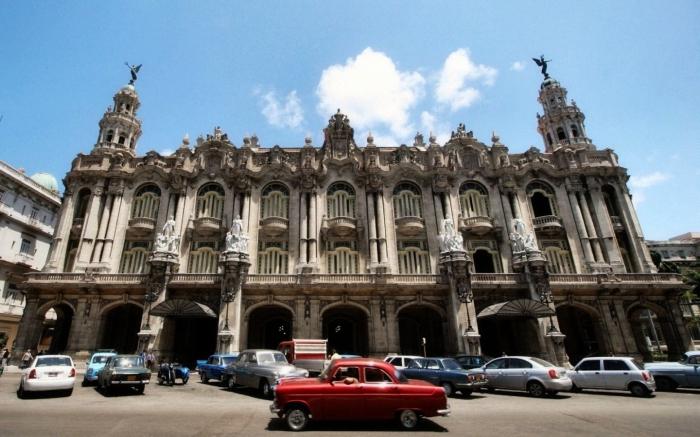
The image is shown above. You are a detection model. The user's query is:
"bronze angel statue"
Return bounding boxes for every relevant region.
[532,55,551,79]
[125,62,142,85]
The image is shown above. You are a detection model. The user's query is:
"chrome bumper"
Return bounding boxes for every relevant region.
[437,404,451,416]
[269,401,282,415]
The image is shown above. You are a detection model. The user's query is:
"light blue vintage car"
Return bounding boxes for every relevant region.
[645,351,700,390]
[82,352,117,386]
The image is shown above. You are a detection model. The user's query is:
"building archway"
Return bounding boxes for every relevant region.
[556,304,605,365]
[322,306,368,356]
[247,305,293,350]
[99,304,142,353]
[628,305,679,361]
[397,305,445,356]
[476,307,545,359]
[38,304,74,354]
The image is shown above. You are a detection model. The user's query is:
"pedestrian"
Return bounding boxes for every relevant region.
[146,351,155,371]
[1,348,9,366]
[21,349,33,369]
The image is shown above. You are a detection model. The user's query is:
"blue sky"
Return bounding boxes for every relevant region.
[0,1,697,240]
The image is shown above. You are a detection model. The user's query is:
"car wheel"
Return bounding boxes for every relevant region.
[629,383,649,397]
[227,376,236,390]
[440,382,453,397]
[260,379,273,399]
[571,384,582,393]
[655,377,677,392]
[527,381,546,398]
[200,373,209,384]
[183,376,188,385]
[398,409,419,429]
[65,388,74,397]
[17,384,25,399]
[546,391,558,397]
[136,384,145,394]
[285,406,309,431]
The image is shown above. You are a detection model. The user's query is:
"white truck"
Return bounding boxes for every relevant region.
[278,339,329,374]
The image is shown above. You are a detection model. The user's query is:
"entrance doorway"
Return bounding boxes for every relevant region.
[556,305,602,364]
[397,305,445,356]
[160,317,218,369]
[477,317,543,358]
[247,306,293,349]
[38,304,74,354]
[322,306,368,356]
[100,304,143,353]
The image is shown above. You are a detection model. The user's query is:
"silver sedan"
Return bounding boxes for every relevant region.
[481,356,572,397]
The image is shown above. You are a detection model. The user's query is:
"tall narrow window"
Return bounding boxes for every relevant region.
[459,182,490,218]
[119,241,151,273]
[556,127,566,140]
[261,183,290,219]
[131,184,161,220]
[196,183,225,220]
[257,241,289,274]
[392,182,422,219]
[527,181,557,218]
[327,182,356,219]
[20,238,33,255]
[397,240,431,274]
[326,241,359,274]
[188,241,220,273]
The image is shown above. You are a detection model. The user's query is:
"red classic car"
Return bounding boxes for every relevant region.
[270,358,450,431]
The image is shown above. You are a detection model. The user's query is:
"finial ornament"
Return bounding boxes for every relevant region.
[124,62,142,85]
[532,55,551,80]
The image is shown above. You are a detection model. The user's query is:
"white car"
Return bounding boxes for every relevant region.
[17,355,76,398]
[383,355,422,369]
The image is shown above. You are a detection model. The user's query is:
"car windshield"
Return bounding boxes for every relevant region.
[114,357,143,368]
[92,355,111,364]
[36,357,71,367]
[257,352,287,365]
[442,359,462,370]
[395,369,408,383]
[222,356,237,365]
[529,357,555,367]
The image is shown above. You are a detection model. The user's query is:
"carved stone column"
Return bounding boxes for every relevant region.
[11,295,42,362]
[44,190,75,272]
[439,249,478,355]
[308,191,318,266]
[91,193,113,264]
[77,186,104,267]
[218,251,251,353]
[298,191,308,265]
[578,192,605,264]
[567,188,595,268]
[138,251,178,353]
[366,192,379,267]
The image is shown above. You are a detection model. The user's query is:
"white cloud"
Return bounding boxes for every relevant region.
[629,171,670,206]
[420,110,450,144]
[511,61,525,71]
[159,148,174,156]
[259,90,304,128]
[435,49,497,112]
[316,47,425,138]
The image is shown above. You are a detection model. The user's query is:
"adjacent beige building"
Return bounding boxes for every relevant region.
[13,74,692,367]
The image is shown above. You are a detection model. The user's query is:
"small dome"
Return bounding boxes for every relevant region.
[30,173,59,193]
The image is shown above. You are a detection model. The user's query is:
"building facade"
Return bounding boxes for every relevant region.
[0,161,61,351]
[13,73,693,367]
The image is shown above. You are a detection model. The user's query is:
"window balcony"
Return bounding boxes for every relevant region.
[394,216,425,237]
[127,217,156,236]
[458,215,494,235]
[532,215,563,234]
[259,216,289,237]
[194,216,222,235]
[610,215,624,232]
[321,216,357,237]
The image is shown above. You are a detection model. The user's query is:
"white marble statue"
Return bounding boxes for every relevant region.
[438,217,464,253]
[154,216,180,253]
[224,215,249,254]
[510,217,538,253]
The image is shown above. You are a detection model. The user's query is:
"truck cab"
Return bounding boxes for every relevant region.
[278,339,329,374]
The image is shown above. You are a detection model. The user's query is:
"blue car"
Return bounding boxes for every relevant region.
[82,352,117,386]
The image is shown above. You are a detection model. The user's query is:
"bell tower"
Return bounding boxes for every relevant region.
[536,76,592,153]
[93,83,142,156]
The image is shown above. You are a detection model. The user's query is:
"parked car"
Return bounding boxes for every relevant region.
[402,357,487,396]
[223,349,308,398]
[454,355,488,370]
[17,355,76,399]
[481,356,572,397]
[97,354,151,394]
[82,351,117,386]
[270,358,450,431]
[645,351,700,390]
[570,357,655,396]
[196,354,239,385]
[383,354,421,369]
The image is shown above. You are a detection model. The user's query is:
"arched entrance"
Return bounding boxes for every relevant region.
[477,299,550,359]
[100,304,143,353]
[398,305,445,356]
[247,305,293,349]
[629,306,672,361]
[322,306,368,356]
[38,304,74,354]
[556,305,604,365]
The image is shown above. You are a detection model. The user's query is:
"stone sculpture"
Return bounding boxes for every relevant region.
[154,216,180,253]
[224,215,249,254]
[532,55,551,80]
[438,217,464,253]
[509,218,539,253]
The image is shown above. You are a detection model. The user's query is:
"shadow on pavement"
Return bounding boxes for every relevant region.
[266,418,448,432]
[94,386,145,397]
[16,389,72,400]
[480,389,571,400]
[575,389,655,398]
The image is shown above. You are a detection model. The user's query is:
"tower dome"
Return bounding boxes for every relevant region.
[30,172,59,193]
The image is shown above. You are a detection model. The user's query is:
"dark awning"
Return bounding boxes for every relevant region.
[150,299,217,318]
[477,299,554,319]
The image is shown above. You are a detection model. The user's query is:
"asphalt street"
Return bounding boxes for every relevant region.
[0,371,698,436]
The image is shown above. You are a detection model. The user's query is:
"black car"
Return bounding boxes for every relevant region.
[454,355,488,370]
[97,354,151,394]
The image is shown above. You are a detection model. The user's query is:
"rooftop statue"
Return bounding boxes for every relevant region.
[532,55,551,80]
[125,62,142,85]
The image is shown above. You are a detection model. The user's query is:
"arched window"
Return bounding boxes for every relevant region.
[261,183,289,219]
[105,130,114,143]
[196,183,225,220]
[397,240,431,274]
[118,135,126,145]
[257,242,289,274]
[392,182,422,219]
[188,242,219,273]
[74,188,91,219]
[473,249,497,273]
[556,127,567,140]
[326,241,359,274]
[119,241,150,273]
[327,182,356,219]
[459,182,490,218]
[570,125,579,138]
[544,246,574,273]
[131,184,161,220]
[602,185,621,217]
[527,181,557,218]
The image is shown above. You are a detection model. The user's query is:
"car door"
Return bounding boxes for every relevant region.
[212,356,222,379]
[602,359,632,390]
[234,353,250,387]
[573,359,604,389]
[324,365,363,420]
[101,357,115,386]
[363,366,401,420]
[503,358,533,390]
[686,355,700,387]
[424,359,441,385]
[483,358,507,388]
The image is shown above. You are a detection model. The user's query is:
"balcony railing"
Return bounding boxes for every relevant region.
[458,216,495,235]
[394,216,425,237]
[532,215,563,234]
[259,216,289,237]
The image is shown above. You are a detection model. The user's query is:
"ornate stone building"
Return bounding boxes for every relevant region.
[13,73,692,367]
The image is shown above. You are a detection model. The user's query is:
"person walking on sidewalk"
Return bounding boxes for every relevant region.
[21,349,33,369]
